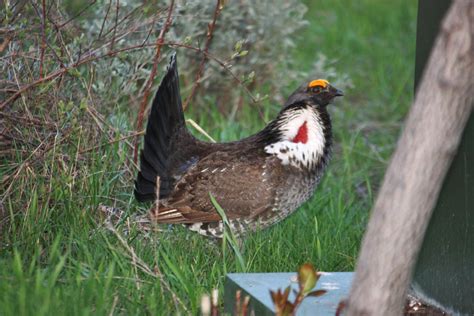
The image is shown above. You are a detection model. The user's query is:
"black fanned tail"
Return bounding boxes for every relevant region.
[134,53,185,202]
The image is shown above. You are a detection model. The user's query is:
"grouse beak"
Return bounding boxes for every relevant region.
[332,87,344,97]
[335,89,344,97]
[324,85,344,105]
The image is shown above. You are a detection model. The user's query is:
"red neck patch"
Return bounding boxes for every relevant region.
[292,121,308,144]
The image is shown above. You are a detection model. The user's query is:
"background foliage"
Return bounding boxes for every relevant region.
[0,0,416,314]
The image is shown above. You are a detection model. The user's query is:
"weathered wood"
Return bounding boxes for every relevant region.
[346,1,474,315]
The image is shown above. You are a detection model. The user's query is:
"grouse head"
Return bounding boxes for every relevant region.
[259,79,343,172]
[285,79,344,108]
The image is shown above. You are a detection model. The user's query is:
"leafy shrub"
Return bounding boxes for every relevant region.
[1,0,350,206]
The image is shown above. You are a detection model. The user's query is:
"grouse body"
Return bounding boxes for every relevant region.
[135,54,343,237]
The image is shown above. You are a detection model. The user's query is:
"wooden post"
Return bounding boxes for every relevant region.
[346,1,474,315]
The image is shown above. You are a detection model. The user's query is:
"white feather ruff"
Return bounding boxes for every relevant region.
[264,106,326,170]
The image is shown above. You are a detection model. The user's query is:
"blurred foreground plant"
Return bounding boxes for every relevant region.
[270,263,327,316]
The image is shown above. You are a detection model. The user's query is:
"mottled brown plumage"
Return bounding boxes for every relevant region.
[135,54,343,237]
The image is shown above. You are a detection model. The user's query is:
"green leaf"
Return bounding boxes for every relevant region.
[79,99,88,110]
[234,40,244,52]
[183,36,192,45]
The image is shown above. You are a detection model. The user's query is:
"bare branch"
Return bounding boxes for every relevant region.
[39,0,47,79]
[167,41,259,103]
[98,0,113,40]
[57,0,98,29]
[183,0,223,110]
[79,130,145,154]
[109,0,120,53]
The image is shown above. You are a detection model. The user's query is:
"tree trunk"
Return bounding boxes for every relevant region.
[346,1,473,315]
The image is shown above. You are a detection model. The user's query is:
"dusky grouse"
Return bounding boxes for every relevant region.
[135,54,343,237]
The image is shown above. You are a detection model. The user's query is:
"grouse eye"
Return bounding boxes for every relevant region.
[311,86,322,93]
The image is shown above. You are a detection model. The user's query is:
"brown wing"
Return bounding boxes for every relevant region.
[151,151,281,224]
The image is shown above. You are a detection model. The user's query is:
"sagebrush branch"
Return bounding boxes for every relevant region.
[0,40,258,111]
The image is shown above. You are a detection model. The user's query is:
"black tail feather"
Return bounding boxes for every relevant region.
[135,53,185,202]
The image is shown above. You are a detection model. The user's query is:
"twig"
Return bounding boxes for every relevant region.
[57,0,98,29]
[183,0,223,110]
[167,41,259,103]
[0,57,91,110]
[109,0,120,53]
[0,111,56,128]
[98,0,113,40]
[94,3,150,42]
[79,130,145,154]
[1,0,27,25]
[0,34,11,53]
[133,1,175,164]
[29,1,66,69]
[140,8,163,47]
[39,0,47,79]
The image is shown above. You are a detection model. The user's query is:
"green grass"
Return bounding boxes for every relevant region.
[0,0,417,314]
